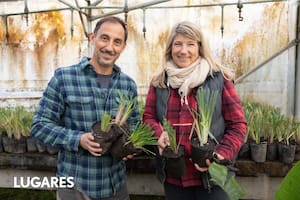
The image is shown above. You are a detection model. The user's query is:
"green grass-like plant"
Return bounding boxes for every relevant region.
[266,107,282,144]
[114,90,137,126]
[243,99,300,146]
[162,119,180,154]
[249,109,262,144]
[96,90,137,134]
[100,113,112,133]
[190,88,218,146]
[243,101,263,144]
[294,121,300,144]
[126,123,157,155]
[281,117,298,145]
[0,106,33,139]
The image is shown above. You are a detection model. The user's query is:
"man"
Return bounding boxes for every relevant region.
[31,16,139,200]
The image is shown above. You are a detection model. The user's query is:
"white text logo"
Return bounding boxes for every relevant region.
[13,176,75,189]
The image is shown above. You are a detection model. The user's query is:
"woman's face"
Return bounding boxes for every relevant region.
[171,34,200,68]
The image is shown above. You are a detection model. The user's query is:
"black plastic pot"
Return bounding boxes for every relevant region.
[250,142,267,163]
[2,135,26,153]
[0,134,3,153]
[190,137,215,167]
[278,142,296,164]
[91,121,118,155]
[162,145,186,178]
[238,143,251,160]
[266,142,278,161]
[92,132,114,155]
[294,144,300,162]
[110,134,141,160]
[26,137,38,152]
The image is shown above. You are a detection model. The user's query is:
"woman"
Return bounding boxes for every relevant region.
[142,21,247,200]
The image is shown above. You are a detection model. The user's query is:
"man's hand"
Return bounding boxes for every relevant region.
[80,132,102,156]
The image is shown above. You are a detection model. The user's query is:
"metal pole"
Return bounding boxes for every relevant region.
[57,0,88,16]
[146,0,287,9]
[0,0,288,17]
[87,0,92,57]
[235,39,299,84]
[0,7,71,17]
[75,0,89,39]
[295,2,300,119]
[90,0,171,21]
[90,0,104,6]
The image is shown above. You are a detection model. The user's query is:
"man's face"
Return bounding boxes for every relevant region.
[91,21,126,69]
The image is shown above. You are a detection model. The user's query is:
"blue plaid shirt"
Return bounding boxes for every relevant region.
[31,57,140,199]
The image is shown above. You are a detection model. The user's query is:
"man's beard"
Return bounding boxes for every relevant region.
[96,49,116,68]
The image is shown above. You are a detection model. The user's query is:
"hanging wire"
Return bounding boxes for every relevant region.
[24,0,29,26]
[237,0,244,21]
[124,0,128,25]
[5,16,9,43]
[142,8,146,39]
[220,5,224,37]
[70,9,74,38]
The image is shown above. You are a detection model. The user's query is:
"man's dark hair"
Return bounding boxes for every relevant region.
[93,16,128,42]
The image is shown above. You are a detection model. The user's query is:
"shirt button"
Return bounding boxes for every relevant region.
[101,92,106,99]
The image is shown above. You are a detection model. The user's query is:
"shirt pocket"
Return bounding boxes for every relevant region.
[66,95,95,122]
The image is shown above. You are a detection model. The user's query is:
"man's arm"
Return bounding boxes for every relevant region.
[30,72,82,152]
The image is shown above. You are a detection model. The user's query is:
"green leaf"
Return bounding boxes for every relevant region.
[209,162,246,200]
[195,88,218,145]
[224,176,247,200]
[162,119,177,153]
[208,162,227,187]
[208,130,219,144]
[101,113,112,132]
[127,123,157,155]
[275,161,300,200]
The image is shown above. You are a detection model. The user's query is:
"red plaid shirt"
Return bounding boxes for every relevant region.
[142,79,247,187]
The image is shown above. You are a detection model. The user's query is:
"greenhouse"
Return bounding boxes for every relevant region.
[0,0,299,199]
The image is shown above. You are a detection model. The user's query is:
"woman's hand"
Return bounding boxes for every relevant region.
[157,131,170,155]
[122,153,136,161]
[194,159,211,172]
[193,153,225,172]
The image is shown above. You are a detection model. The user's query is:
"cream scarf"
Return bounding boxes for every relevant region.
[165,58,210,105]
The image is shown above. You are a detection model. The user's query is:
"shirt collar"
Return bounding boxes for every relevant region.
[79,57,92,70]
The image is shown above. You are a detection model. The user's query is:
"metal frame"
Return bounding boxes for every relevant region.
[0,0,298,117]
[0,0,288,40]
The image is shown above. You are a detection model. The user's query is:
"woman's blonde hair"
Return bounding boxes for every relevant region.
[152,21,234,88]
